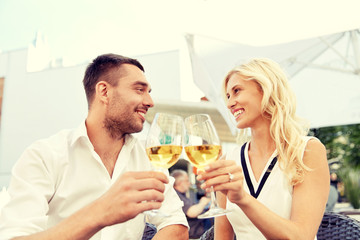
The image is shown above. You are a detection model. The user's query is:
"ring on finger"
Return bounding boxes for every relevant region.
[228,172,234,182]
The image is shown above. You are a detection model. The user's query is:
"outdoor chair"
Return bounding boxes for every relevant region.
[141,223,157,240]
[317,211,360,239]
[198,226,220,240]
[199,211,360,240]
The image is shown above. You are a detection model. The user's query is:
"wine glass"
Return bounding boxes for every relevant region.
[184,114,231,219]
[145,112,184,217]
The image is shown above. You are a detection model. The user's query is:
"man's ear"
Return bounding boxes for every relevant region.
[95,81,110,105]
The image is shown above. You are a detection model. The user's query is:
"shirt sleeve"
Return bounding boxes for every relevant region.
[147,175,189,231]
[0,141,56,239]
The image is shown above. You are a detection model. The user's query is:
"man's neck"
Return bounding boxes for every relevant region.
[85,118,125,177]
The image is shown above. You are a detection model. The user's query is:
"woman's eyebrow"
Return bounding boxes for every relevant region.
[230,84,241,92]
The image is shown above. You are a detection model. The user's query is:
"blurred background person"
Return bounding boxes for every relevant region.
[171,169,212,239]
[326,172,340,211]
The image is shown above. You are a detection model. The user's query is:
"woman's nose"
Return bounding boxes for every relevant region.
[227,95,235,109]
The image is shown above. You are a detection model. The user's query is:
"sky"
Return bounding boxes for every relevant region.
[1,0,360,61]
[0,0,193,63]
[0,0,208,100]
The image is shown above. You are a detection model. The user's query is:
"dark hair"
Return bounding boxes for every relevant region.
[83,53,144,107]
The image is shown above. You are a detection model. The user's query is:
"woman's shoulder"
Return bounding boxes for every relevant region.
[302,135,320,142]
[302,136,327,168]
[303,136,325,151]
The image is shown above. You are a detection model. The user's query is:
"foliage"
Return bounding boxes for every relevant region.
[310,124,360,169]
[338,167,360,209]
[310,124,360,209]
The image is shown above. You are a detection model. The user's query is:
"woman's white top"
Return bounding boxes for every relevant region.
[225,137,316,240]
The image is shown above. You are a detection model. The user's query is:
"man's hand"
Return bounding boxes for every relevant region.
[12,171,169,240]
[95,171,169,227]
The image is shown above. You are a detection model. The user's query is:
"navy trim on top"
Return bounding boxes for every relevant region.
[240,143,277,199]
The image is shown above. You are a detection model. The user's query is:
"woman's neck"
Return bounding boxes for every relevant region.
[249,123,276,160]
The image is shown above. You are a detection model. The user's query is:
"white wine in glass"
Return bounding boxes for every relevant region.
[146,145,183,169]
[184,114,231,219]
[145,112,184,217]
[185,145,222,170]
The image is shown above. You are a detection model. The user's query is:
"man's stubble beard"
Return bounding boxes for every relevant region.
[104,92,144,139]
[103,109,143,140]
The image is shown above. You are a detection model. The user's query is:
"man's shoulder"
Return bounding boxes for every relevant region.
[34,128,74,143]
[28,128,76,153]
[14,128,77,181]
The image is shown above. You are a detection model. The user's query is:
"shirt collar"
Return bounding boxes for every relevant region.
[69,121,137,149]
[70,121,90,147]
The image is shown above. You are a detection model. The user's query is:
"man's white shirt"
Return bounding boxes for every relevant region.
[0,122,188,240]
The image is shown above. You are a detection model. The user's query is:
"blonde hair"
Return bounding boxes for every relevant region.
[223,58,310,185]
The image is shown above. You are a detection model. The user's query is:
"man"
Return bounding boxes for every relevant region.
[171,170,211,239]
[0,54,188,240]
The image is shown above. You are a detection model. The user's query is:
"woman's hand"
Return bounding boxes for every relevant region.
[197,159,246,205]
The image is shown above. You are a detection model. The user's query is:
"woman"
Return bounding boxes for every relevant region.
[198,58,329,240]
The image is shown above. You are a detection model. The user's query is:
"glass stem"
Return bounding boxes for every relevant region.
[209,186,218,209]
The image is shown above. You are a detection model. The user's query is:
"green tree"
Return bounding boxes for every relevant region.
[311,124,360,168]
[310,124,360,208]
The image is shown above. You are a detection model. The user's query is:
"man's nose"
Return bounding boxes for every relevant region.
[144,92,154,108]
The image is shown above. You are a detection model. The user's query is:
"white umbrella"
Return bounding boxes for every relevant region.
[186,28,360,133]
